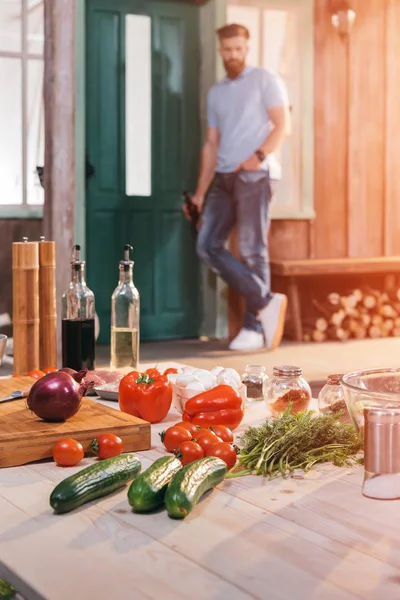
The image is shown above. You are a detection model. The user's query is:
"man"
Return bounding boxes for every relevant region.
[186,23,291,351]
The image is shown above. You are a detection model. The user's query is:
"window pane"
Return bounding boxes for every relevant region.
[0,0,21,53]
[263,8,300,213]
[125,14,152,197]
[27,58,44,205]
[226,5,260,67]
[0,57,22,205]
[262,9,296,76]
[27,0,44,55]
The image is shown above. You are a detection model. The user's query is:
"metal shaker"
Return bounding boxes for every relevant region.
[362,407,400,500]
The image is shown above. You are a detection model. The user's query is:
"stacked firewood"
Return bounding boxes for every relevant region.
[303,288,400,342]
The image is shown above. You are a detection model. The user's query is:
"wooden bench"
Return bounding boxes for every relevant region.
[271,257,400,342]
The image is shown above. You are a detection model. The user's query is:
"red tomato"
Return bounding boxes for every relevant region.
[91,433,123,459]
[206,442,238,470]
[174,421,200,437]
[160,426,192,452]
[182,411,192,422]
[53,438,84,467]
[192,429,213,440]
[27,369,45,380]
[176,441,204,466]
[163,367,179,376]
[196,431,223,454]
[42,366,58,374]
[208,425,234,443]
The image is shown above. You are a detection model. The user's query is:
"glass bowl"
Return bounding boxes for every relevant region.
[342,368,400,432]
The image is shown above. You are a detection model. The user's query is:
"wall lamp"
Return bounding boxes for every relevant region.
[331,9,356,36]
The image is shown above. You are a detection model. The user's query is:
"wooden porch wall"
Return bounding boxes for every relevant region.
[228,0,400,337]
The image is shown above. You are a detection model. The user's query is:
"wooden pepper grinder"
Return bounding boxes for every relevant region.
[39,237,57,369]
[12,238,40,374]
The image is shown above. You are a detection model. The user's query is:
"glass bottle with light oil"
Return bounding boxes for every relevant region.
[62,245,96,371]
[111,244,140,369]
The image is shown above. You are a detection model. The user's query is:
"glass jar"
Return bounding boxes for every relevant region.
[241,365,268,401]
[263,365,311,417]
[318,374,350,421]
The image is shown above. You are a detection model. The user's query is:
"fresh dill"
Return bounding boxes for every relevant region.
[229,406,363,479]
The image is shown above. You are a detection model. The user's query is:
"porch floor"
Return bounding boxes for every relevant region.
[97,336,400,396]
[2,337,397,398]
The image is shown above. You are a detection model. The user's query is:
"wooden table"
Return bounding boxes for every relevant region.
[1,367,400,600]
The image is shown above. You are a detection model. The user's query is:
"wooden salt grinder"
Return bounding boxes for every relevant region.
[12,240,40,374]
[39,238,57,369]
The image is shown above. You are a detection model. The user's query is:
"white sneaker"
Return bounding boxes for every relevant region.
[258,293,288,350]
[228,328,264,351]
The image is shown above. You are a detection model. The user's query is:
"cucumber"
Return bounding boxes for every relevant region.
[50,453,141,514]
[165,457,227,519]
[128,456,182,512]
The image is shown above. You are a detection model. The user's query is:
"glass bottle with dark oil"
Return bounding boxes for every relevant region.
[62,245,95,371]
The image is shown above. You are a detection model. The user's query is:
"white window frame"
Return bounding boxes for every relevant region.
[226,0,314,220]
[0,0,44,218]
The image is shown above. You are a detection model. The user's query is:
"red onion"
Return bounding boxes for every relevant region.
[58,368,88,383]
[27,371,94,422]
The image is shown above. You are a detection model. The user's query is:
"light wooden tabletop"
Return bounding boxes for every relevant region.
[1,363,400,600]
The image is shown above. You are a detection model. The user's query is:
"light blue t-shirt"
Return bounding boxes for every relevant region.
[207,66,289,174]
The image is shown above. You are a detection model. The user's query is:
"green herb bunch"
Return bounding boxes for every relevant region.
[230,406,363,479]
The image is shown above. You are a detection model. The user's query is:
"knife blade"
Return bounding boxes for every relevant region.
[0,389,29,403]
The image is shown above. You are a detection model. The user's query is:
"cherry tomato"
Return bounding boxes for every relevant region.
[160,425,192,452]
[43,366,58,374]
[91,433,123,459]
[174,421,200,437]
[208,425,234,443]
[27,369,45,380]
[176,441,204,466]
[164,367,179,376]
[206,442,238,469]
[53,438,84,467]
[196,431,223,454]
[193,428,213,440]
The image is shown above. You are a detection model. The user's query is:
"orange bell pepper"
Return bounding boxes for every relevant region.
[184,385,244,431]
[119,370,172,424]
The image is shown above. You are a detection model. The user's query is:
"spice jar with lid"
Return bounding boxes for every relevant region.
[318,374,350,421]
[241,365,268,401]
[263,365,311,417]
[362,407,400,500]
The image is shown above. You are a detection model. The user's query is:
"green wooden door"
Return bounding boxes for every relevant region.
[86,0,201,342]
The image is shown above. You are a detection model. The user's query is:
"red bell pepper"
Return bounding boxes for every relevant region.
[184,385,244,431]
[119,370,172,424]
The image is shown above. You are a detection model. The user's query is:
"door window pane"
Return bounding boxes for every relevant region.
[27,58,44,204]
[125,14,152,197]
[27,0,44,55]
[262,9,295,75]
[0,57,22,205]
[0,0,21,53]
[263,8,300,212]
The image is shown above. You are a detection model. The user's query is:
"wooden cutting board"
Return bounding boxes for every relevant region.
[0,376,36,398]
[0,397,151,468]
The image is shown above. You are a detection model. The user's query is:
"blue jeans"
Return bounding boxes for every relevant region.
[197,170,272,334]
